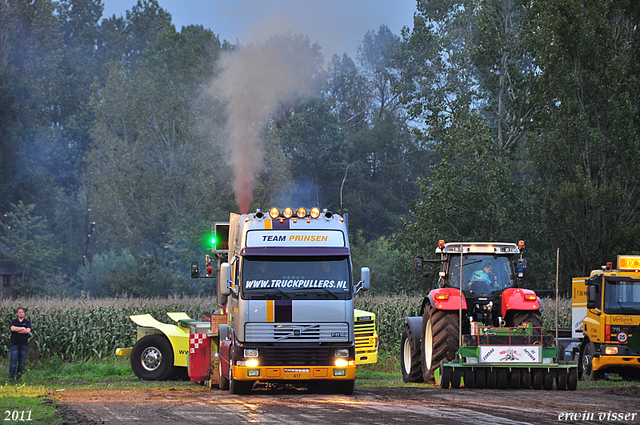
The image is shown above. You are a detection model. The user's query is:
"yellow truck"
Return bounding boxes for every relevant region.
[568,255,640,381]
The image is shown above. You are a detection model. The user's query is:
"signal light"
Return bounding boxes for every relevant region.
[518,240,525,249]
[524,294,537,301]
[435,293,449,300]
[206,266,213,276]
[438,240,446,249]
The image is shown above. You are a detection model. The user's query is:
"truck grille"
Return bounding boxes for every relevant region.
[245,323,350,343]
[354,319,376,352]
[261,346,333,366]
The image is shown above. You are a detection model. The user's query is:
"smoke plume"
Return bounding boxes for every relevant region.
[213,34,319,214]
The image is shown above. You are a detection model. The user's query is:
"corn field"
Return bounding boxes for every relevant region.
[1,294,572,364]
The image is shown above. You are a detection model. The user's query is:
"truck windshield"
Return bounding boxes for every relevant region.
[447,255,515,296]
[604,279,640,314]
[242,256,351,298]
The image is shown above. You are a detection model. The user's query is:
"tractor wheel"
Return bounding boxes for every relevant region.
[464,369,475,388]
[509,369,521,389]
[567,367,578,390]
[486,369,497,388]
[421,305,459,383]
[496,368,508,389]
[474,368,486,388]
[532,369,544,390]
[451,367,461,389]
[580,341,604,381]
[556,369,567,390]
[439,360,450,389]
[130,334,175,381]
[521,370,532,389]
[510,310,543,336]
[401,323,424,383]
[543,370,554,390]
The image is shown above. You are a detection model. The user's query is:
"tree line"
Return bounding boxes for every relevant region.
[1,0,638,297]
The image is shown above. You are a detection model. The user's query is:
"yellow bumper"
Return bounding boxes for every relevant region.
[232,365,357,381]
[356,351,378,365]
[593,355,640,371]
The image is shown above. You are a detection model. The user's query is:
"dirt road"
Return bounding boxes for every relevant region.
[56,385,640,424]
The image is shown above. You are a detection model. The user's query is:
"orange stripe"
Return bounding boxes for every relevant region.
[267,300,274,322]
[264,220,272,229]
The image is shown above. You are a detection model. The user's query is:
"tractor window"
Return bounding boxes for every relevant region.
[604,279,640,315]
[447,255,515,296]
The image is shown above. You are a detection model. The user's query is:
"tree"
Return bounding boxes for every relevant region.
[527,0,640,288]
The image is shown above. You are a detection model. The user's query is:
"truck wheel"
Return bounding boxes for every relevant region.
[336,379,355,395]
[567,367,578,390]
[580,342,604,381]
[219,359,229,390]
[421,305,459,383]
[229,367,253,395]
[130,334,175,381]
[510,310,543,336]
[401,324,424,383]
[556,369,567,390]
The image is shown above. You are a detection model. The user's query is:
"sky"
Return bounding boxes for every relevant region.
[101,0,417,60]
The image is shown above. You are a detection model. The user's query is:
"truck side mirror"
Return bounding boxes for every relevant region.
[414,256,424,271]
[191,262,199,279]
[586,284,597,309]
[356,267,370,293]
[219,262,231,296]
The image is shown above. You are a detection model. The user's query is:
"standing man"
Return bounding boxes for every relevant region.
[9,307,31,381]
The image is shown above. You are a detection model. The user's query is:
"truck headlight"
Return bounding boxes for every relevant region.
[334,359,349,368]
[244,349,259,358]
[334,349,349,358]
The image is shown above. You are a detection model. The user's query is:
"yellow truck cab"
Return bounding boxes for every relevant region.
[571,255,640,381]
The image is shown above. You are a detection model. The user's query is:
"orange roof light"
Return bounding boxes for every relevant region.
[518,240,525,249]
[283,207,293,218]
[618,255,640,271]
[438,240,446,249]
[269,207,280,219]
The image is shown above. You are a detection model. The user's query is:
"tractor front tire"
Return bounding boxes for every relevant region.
[510,310,543,336]
[421,305,459,383]
[401,323,424,383]
[131,334,175,381]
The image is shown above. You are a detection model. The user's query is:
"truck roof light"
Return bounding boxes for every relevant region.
[296,207,307,218]
[310,207,320,219]
[618,255,640,270]
[269,207,280,219]
[283,207,293,218]
[438,240,446,249]
[518,240,525,249]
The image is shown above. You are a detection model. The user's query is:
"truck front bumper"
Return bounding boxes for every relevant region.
[232,364,357,381]
[593,355,640,371]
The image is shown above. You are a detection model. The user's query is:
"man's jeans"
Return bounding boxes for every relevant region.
[9,345,28,380]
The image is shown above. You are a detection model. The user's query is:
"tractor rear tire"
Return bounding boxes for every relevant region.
[401,323,424,383]
[131,334,175,381]
[421,305,459,383]
[510,310,543,336]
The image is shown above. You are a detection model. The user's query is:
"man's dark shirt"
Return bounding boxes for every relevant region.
[10,318,31,346]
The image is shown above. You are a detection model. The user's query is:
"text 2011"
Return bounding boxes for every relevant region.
[4,411,32,422]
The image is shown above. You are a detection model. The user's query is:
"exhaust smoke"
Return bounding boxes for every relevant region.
[213,34,319,214]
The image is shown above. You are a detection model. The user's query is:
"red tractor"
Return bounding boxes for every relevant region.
[401,240,541,383]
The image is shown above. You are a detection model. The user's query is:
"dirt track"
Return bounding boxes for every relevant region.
[55,385,640,424]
